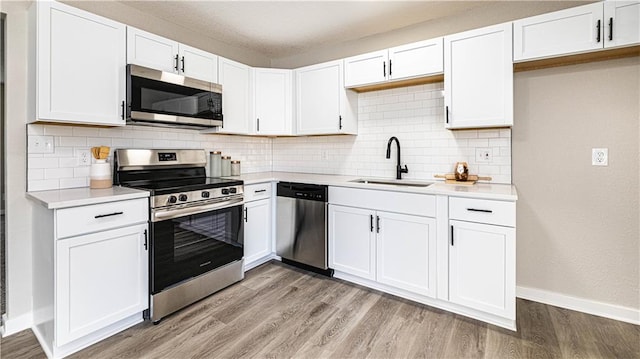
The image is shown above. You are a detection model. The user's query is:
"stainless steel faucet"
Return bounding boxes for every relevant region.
[386,136,408,180]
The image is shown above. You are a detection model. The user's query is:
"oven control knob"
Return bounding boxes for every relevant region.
[229,188,237,194]
[221,188,230,195]
[178,194,188,201]
[168,195,177,204]
[201,191,210,198]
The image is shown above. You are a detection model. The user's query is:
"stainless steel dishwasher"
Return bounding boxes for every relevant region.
[276,182,333,276]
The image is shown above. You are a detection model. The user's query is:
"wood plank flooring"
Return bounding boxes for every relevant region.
[1,261,638,358]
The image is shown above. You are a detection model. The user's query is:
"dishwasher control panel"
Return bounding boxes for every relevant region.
[277,182,328,202]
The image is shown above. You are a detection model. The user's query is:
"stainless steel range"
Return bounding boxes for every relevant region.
[114,149,244,323]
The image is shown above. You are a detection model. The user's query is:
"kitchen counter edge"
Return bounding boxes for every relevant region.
[27,186,150,209]
[232,172,518,201]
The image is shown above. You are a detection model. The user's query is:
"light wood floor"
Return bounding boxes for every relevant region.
[2,261,639,358]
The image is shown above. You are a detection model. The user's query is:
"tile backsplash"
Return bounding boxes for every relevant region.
[27,83,511,191]
[273,83,511,183]
[27,125,272,191]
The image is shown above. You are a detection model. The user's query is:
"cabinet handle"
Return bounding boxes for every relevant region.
[466,208,493,213]
[257,118,260,132]
[254,189,267,193]
[376,215,380,233]
[389,59,392,77]
[450,225,454,246]
[94,211,123,219]
[446,106,449,124]
[143,229,148,250]
[244,207,248,222]
[339,115,342,130]
[174,54,179,71]
[370,214,374,232]
[121,101,125,121]
[181,56,185,72]
[383,61,386,77]
[608,17,613,41]
[596,19,601,42]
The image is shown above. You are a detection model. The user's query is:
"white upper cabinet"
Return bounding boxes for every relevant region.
[127,27,218,83]
[253,68,293,136]
[344,38,443,88]
[513,2,640,62]
[214,57,252,135]
[32,1,126,126]
[604,1,640,49]
[444,23,513,129]
[126,27,179,73]
[388,38,444,81]
[179,44,219,83]
[344,50,388,87]
[295,60,358,135]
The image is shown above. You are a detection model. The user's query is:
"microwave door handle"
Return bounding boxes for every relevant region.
[152,196,243,222]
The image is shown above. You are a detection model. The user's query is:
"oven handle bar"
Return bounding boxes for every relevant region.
[151,196,243,222]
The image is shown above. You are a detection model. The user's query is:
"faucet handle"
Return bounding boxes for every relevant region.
[401,165,408,174]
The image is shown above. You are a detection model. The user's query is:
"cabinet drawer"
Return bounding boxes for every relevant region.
[56,198,148,239]
[244,182,272,202]
[330,186,436,217]
[449,197,515,227]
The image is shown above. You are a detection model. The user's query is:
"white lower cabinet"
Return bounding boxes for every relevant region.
[328,205,376,280]
[243,183,273,270]
[244,198,272,267]
[328,191,437,299]
[377,212,436,297]
[56,224,148,346]
[31,197,149,358]
[449,220,515,318]
[449,197,516,322]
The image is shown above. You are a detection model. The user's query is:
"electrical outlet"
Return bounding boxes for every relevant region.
[28,135,55,154]
[76,149,91,166]
[475,148,492,163]
[592,148,608,166]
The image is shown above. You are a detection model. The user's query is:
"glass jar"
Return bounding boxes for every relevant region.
[221,156,231,176]
[230,160,241,176]
[209,151,222,177]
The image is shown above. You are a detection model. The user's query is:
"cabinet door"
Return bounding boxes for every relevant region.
[328,205,376,280]
[344,50,388,87]
[244,199,272,267]
[444,23,513,129]
[215,57,251,134]
[388,38,444,81]
[604,1,640,49]
[513,3,604,61]
[179,44,218,83]
[56,224,148,346]
[254,68,292,135]
[449,220,515,319]
[296,60,344,135]
[376,212,437,297]
[37,1,126,126]
[126,27,179,73]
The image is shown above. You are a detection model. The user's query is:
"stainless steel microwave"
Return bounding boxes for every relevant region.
[126,64,223,129]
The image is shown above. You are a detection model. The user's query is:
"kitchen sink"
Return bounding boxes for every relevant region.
[350,178,433,188]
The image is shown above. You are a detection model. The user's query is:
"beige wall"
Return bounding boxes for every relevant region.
[271,1,589,68]
[513,57,640,309]
[62,1,271,67]
[2,0,35,329]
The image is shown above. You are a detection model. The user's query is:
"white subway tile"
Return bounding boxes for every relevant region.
[59,136,87,147]
[44,168,74,179]
[60,178,88,189]
[29,179,59,191]
[29,157,59,169]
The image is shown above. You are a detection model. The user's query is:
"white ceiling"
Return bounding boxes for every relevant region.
[119,1,499,59]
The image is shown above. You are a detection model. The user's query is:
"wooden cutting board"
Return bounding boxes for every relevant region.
[435,174,492,185]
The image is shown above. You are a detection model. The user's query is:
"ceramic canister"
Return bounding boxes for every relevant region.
[90,159,112,189]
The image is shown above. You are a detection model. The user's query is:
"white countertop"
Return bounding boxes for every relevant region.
[231,172,518,201]
[27,186,150,209]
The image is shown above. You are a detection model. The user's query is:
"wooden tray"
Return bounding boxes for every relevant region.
[435,174,492,185]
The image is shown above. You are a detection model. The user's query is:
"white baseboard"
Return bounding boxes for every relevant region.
[1,312,33,337]
[517,286,640,325]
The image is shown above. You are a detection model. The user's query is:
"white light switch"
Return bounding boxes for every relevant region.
[592,148,608,166]
[28,135,55,154]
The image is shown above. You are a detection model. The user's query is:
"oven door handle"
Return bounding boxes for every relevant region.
[151,197,243,222]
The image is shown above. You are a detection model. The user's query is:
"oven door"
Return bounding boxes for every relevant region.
[150,202,243,294]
